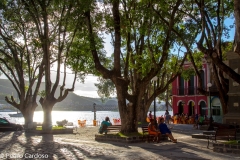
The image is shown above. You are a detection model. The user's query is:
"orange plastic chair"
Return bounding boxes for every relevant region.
[146,117,150,123]
[78,120,86,127]
[113,118,121,125]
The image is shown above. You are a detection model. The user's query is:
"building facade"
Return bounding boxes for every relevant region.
[171,60,223,122]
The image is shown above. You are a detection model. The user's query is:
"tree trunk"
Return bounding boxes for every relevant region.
[42,104,54,131]
[116,87,138,133]
[212,64,228,114]
[139,99,149,124]
[22,106,36,129]
[119,103,138,133]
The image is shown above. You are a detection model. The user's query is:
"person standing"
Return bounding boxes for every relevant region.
[164,110,170,124]
[193,113,199,128]
[196,114,204,129]
[148,111,153,120]
[99,116,112,134]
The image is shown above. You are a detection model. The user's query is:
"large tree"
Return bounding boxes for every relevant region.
[0,0,44,128]
[0,0,92,131]
[85,0,192,133]
[20,0,93,131]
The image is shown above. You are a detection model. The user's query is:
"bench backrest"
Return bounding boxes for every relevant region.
[107,125,121,131]
[215,128,236,140]
[141,125,149,135]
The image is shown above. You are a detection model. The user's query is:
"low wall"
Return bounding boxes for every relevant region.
[213,143,240,154]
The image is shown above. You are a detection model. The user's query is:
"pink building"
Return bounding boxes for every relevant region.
[171,60,209,117]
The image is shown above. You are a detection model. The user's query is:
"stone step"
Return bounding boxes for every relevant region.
[193,131,240,140]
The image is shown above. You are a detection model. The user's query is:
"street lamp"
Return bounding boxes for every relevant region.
[207,83,212,116]
[152,76,158,127]
[207,82,214,130]
[93,103,96,126]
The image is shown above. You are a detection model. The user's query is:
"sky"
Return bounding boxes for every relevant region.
[0,15,235,99]
[71,76,100,98]
[50,72,100,98]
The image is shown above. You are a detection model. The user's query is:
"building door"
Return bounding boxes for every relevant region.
[199,101,207,116]
[188,101,194,116]
[178,102,184,115]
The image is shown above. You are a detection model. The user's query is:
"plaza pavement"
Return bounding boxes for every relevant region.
[0,124,239,160]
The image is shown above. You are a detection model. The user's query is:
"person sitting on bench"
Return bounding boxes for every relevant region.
[196,114,204,129]
[99,116,112,134]
[148,119,161,143]
[158,117,177,143]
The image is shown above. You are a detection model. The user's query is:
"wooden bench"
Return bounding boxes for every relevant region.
[107,125,121,133]
[141,125,168,142]
[206,128,236,148]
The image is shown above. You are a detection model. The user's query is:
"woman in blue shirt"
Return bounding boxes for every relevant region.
[158,117,177,143]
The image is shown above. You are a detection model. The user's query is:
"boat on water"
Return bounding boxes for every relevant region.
[0,109,15,112]
[9,112,23,117]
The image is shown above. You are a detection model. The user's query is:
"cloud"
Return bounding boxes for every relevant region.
[50,72,100,97]
[73,90,99,98]
[73,76,99,97]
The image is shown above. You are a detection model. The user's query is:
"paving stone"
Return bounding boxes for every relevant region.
[0,125,239,159]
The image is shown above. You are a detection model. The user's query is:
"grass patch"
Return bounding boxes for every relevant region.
[36,126,66,130]
[224,140,240,145]
[117,132,143,137]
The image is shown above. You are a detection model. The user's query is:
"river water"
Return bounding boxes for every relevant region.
[0,110,173,126]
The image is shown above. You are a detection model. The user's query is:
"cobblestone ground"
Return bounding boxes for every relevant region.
[0,125,239,160]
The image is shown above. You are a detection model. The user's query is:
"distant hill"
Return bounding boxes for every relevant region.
[0,79,115,111]
[0,79,171,111]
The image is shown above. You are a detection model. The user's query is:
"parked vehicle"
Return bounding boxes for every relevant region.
[0,118,23,131]
[8,113,23,117]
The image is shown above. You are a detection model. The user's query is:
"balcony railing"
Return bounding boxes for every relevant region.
[172,86,206,96]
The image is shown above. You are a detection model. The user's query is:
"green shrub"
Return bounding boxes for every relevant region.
[56,119,68,127]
